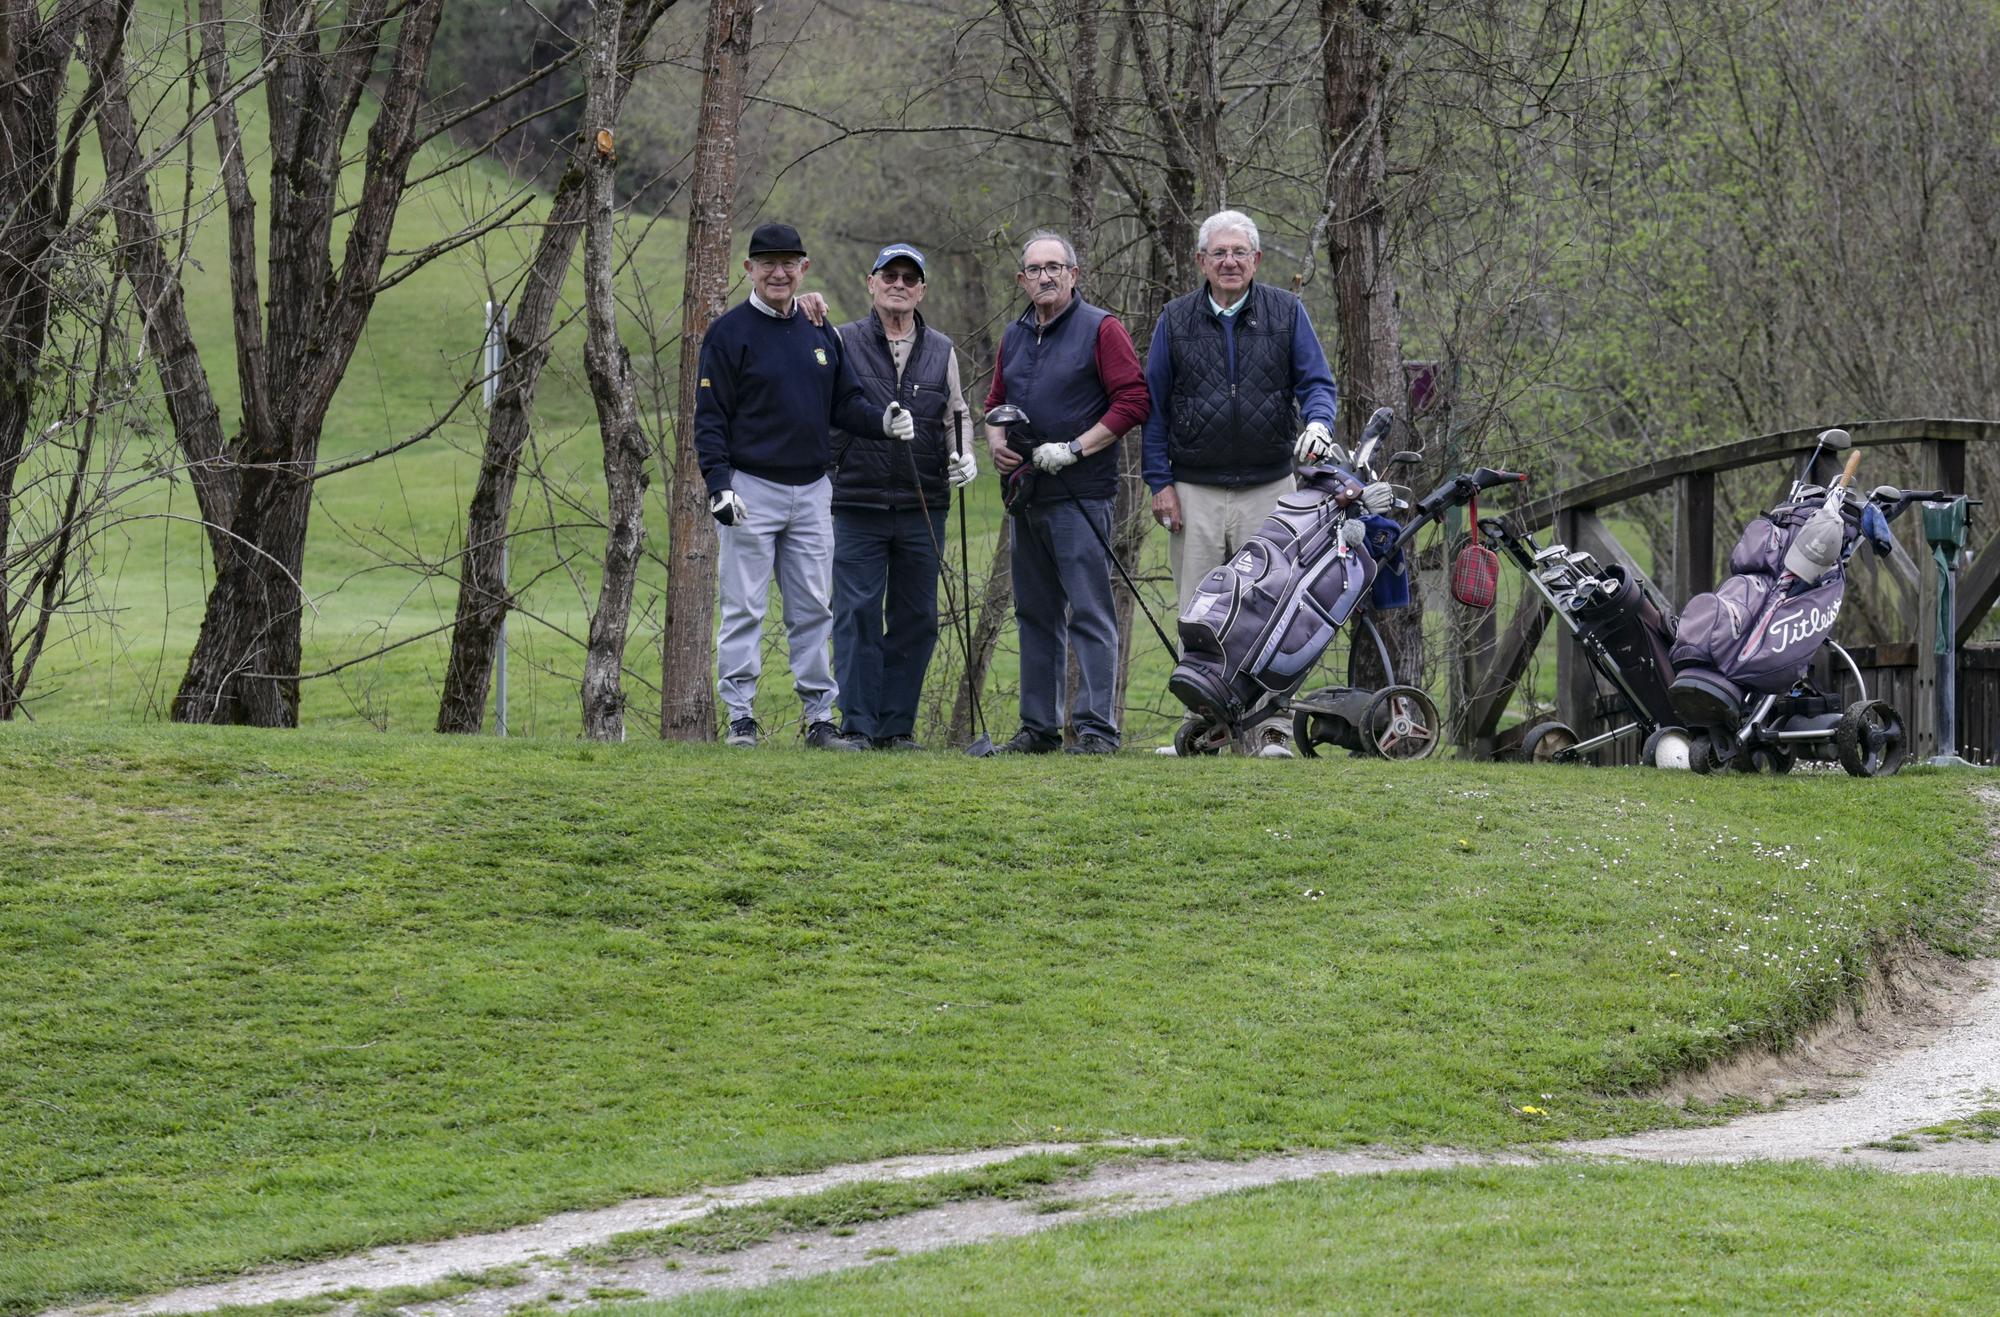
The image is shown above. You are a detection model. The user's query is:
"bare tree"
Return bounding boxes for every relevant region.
[577,0,653,741]
[660,0,757,741]
[437,0,678,735]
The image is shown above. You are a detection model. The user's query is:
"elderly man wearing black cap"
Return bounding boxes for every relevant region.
[827,243,977,751]
[694,222,915,750]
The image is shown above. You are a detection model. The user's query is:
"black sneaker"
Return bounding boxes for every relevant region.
[1064,732,1119,755]
[726,716,759,747]
[805,720,867,751]
[873,734,923,751]
[994,727,1062,754]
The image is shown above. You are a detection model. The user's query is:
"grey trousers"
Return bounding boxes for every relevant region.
[716,472,839,725]
[1168,475,1297,616]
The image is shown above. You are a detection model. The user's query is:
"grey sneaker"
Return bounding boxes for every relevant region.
[805,720,867,751]
[1065,732,1119,755]
[994,727,1062,754]
[1252,720,1295,759]
[726,716,759,747]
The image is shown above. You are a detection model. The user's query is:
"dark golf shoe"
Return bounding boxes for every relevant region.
[805,720,868,751]
[993,727,1062,754]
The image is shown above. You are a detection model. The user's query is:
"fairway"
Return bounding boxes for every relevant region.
[1,725,1988,1313]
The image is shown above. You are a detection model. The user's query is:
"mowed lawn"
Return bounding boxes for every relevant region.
[0,724,1987,1312]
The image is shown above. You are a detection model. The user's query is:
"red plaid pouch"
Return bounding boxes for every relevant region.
[1451,492,1500,609]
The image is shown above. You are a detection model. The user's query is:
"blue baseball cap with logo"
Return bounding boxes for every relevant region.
[870,243,926,276]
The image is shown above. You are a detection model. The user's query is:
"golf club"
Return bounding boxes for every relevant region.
[982,404,1179,658]
[953,410,995,757]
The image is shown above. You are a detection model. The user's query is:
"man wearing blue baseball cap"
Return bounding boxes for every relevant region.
[693,222,916,750]
[827,243,977,750]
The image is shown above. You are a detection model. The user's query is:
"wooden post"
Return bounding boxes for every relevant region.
[1672,471,1715,604]
[1553,506,1601,752]
[1913,436,1968,758]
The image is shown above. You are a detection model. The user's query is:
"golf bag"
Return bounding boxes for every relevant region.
[1168,462,1403,727]
[1669,488,1897,737]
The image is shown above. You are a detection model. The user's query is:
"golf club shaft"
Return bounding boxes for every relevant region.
[1048,467,1179,657]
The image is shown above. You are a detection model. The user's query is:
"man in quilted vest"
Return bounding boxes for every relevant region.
[1141,210,1340,756]
[827,243,977,750]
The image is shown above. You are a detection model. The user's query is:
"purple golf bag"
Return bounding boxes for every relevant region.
[1168,462,1388,728]
[1669,497,1853,704]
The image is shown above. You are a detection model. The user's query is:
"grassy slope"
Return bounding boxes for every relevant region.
[652,1163,2000,1314]
[0,725,1986,1311]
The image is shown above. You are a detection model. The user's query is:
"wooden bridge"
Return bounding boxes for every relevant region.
[1455,418,2000,763]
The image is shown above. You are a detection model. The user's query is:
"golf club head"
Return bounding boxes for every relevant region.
[984,404,1029,428]
[1389,449,1423,468]
[1870,484,1902,503]
[1818,427,1852,450]
[964,733,997,758]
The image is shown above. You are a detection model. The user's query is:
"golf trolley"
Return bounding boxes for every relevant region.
[1487,427,1948,776]
[1167,408,1530,760]
[1478,521,1682,765]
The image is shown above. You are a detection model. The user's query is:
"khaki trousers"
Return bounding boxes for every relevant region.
[1168,475,1297,617]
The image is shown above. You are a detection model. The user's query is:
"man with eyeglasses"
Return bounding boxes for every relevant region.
[826,243,977,751]
[694,222,916,751]
[984,230,1150,755]
[1141,210,1340,756]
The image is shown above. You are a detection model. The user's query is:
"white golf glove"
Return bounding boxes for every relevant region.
[1360,481,1395,515]
[1032,441,1078,474]
[882,402,915,442]
[947,448,978,488]
[1294,421,1334,466]
[708,489,746,527]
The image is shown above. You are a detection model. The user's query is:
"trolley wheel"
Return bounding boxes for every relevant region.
[1174,714,1230,758]
[1292,700,1342,760]
[1517,717,1579,764]
[1642,726,1693,770]
[1362,685,1441,760]
[1746,745,1795,775]
[1686,731,1721,775]
[1835,699,1906,777]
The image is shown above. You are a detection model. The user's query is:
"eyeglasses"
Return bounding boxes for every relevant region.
[752,257,803,272]
[1020,262,1073,278]
[875,267,924,286]
[1203,247,1256,263]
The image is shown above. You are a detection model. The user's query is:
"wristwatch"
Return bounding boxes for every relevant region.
[1067,439,1083,458]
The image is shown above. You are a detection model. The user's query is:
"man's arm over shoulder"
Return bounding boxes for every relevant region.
[1292,304,1339,428]
[1140,315,1174,492]
[693,315,738,494]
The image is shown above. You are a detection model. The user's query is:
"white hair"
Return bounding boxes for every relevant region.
[1197,210,1261,254]
[1019,230,1077,268]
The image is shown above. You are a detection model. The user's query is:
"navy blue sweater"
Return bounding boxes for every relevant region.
[693,299,879,493]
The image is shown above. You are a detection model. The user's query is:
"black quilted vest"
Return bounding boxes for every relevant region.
[1163,281,1301,487]
[829,311,958,512]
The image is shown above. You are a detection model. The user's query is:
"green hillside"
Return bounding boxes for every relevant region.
[0,724,1986,1311]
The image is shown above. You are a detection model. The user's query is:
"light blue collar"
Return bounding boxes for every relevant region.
[1207,287,1251,318]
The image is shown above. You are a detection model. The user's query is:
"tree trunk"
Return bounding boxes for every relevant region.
[577,0,650,742]
[437,0,676,734]
[170,0,446,726]
[661,0,756,741]
[1322,0,1415,689]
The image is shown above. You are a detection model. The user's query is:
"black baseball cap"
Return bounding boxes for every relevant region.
[871,243,926,275]
[747,222,807,257]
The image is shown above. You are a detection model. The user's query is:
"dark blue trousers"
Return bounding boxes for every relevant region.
[831,505,950,740]
[1011,497,1120,745]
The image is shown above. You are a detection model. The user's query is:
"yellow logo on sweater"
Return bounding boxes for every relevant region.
[814,348,829,366]
[699,377,710,388]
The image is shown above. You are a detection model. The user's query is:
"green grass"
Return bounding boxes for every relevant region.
[0,724,1988,1312]
[632,1162,2000,1314]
